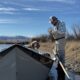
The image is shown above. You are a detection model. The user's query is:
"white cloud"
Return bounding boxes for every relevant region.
[27,34,35,38]
[0,7,16,11]
[0,19,16,24]
[23,8,41,11]
[0,7,17,14]
[3,1,27,7]
[37,0,76,4]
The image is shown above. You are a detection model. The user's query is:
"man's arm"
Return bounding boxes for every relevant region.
[52,22,66,39]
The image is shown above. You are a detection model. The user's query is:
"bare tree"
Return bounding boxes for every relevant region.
[72,24,80,40]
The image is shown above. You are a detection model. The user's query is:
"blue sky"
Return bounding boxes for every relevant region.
[0,0,80,37]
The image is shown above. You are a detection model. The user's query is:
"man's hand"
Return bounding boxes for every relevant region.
[48,28,52,34]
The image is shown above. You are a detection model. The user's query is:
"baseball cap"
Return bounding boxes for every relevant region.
[49,16,57,21]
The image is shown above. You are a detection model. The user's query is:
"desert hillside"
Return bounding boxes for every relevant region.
[39,40,80,73]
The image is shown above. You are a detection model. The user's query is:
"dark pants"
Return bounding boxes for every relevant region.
[57,62,65,80]
[46,76,51,80]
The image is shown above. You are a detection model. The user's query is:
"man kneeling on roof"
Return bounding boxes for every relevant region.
[27,40,40,50]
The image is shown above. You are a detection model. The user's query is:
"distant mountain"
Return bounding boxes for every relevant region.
[0,36,30,42]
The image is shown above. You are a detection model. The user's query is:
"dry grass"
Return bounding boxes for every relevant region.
[39,42,54,53]
[39,40,80,72]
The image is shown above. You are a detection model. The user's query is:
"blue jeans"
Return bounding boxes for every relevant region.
[57,50,65,64]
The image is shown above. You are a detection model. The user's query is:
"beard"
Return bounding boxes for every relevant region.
[52,21,57,26]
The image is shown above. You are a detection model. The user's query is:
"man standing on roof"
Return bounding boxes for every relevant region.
[48,16,66,80]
